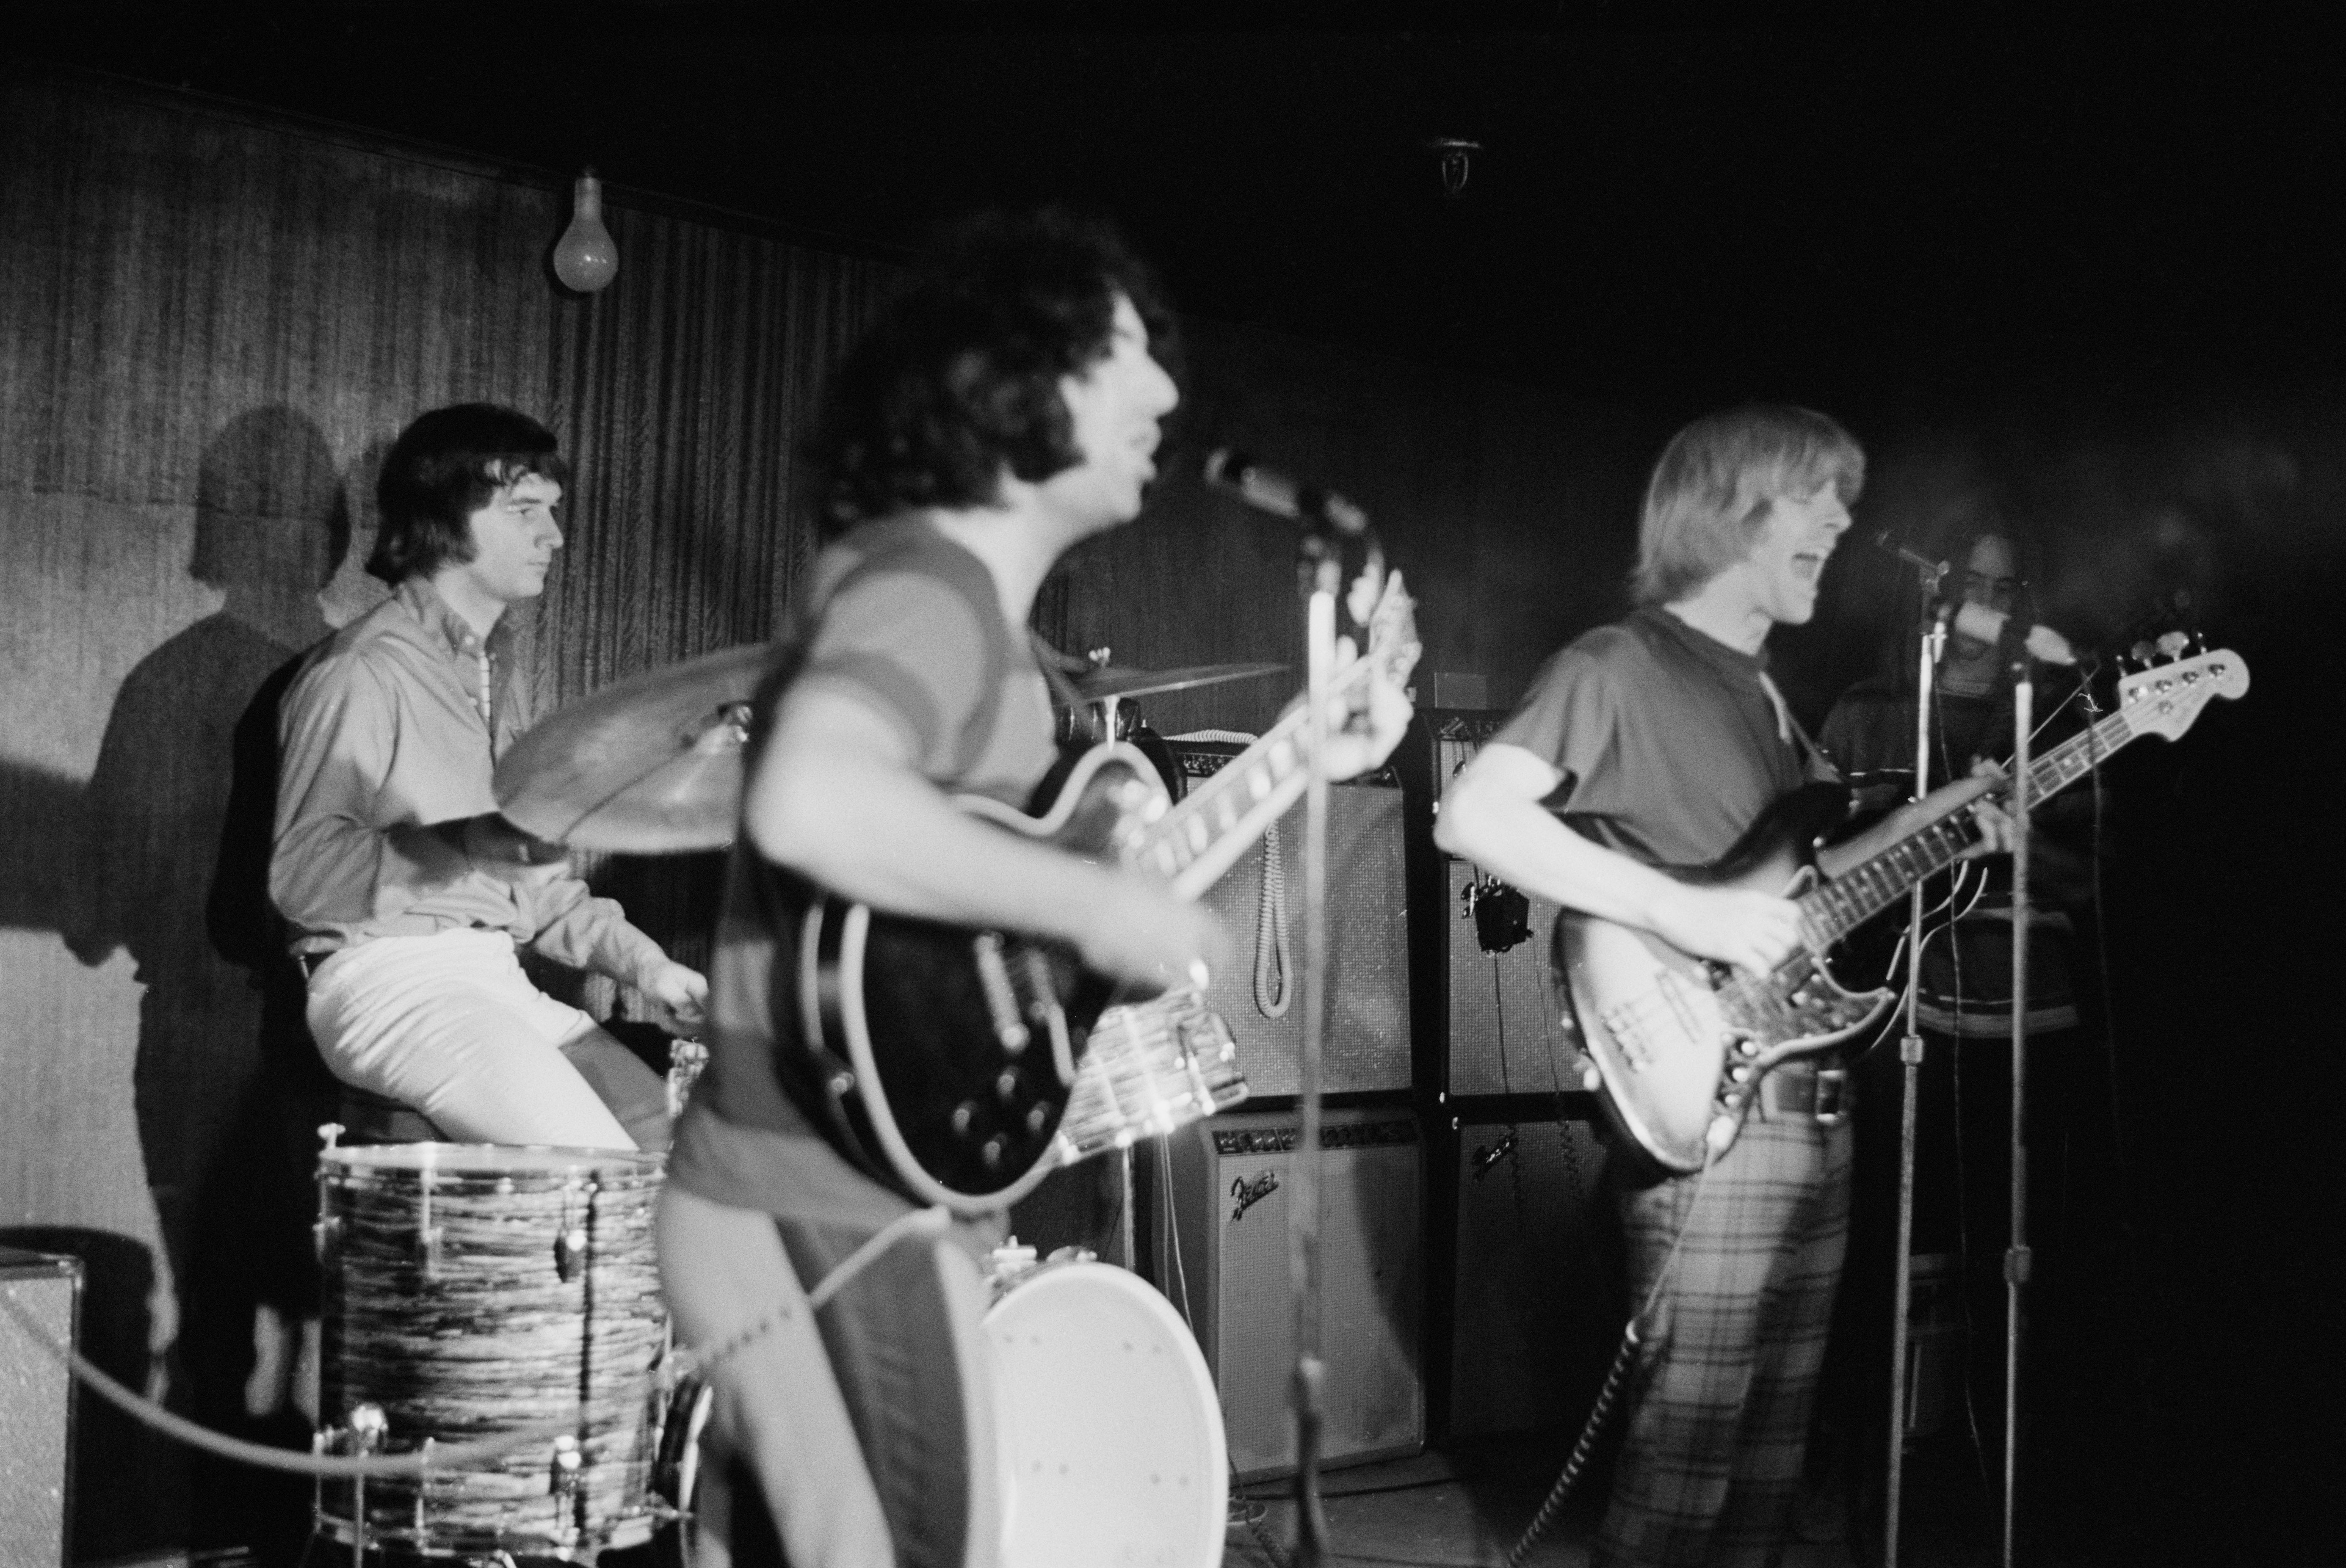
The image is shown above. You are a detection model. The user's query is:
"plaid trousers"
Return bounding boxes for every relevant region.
[1594,1105,1854,1568]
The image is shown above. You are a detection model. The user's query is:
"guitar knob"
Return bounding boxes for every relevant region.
[952,1102,976,1135]
[1579,1062,1602,1093]
[1025,1103,1050,1133]
[996,1068,1021,1101]
[981,1136,1006,1168]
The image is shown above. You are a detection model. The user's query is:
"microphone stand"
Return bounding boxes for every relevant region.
[1883,566,1951,1568]
[1286,522,1352,1567]
[2001,656,2035,1568]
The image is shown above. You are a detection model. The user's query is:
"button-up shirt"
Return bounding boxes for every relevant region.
[270,577,668,987]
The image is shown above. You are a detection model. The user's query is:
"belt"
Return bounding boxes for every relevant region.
[1757,1064,1849,1125]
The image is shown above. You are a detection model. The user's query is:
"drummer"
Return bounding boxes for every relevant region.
[656,210,1409,1566]
[271,403,707,1151]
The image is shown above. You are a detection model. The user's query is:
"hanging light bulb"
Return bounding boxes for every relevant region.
[553,170,619,293]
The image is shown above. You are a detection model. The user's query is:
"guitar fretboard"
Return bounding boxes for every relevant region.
[1136,694,1323,900]
[1796,704,2139,950]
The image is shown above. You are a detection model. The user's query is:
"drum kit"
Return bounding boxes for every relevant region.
[309,649,1278,1564]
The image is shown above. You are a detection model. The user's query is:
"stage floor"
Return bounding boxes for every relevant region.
[1221,1428,2093,1568]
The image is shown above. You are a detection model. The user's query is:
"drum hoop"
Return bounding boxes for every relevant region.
[318,1141,666,1184]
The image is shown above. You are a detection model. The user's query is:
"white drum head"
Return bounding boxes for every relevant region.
[986,1261,1227,1568]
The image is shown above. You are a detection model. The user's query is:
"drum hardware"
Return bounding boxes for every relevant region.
[666,1038,708,1118]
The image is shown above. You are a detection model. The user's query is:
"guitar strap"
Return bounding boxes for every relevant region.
[1758,668,1843,786]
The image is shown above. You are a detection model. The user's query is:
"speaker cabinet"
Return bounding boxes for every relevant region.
[1396,709,1597,1099]
[1427,1109,1619,1441]
[1167,740,1412,1097]
[1152,1106,1423,1481]
[0,1247,80,1567]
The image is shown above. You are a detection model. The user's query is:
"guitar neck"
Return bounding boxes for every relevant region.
[1138,671,1362,903]
[1800,702,2138,946]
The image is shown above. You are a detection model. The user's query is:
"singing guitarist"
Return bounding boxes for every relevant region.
[656,211,1410,1568]
[1437,406,2011,1568]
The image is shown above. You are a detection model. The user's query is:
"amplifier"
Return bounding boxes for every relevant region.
[0,1247,80,1567]
[1165,739,1412,1097]
[1395,710,1597,1100]
[1152,1106,1423,1482]
[1426,1107,1618,1440]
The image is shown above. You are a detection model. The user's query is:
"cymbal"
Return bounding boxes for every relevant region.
[1068,660,1286,704]
[494,643,775,853]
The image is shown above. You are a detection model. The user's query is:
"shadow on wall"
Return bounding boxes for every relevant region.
[51,406,361,1562]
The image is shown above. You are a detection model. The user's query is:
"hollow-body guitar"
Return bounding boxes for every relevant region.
[1557,647,2247,1173]
[777,580,1420,1211]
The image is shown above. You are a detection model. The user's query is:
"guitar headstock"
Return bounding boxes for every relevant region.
[2114,646,2249,741]
[1346,564,1423,693]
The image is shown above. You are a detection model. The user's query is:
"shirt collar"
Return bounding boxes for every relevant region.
[396,577,514,662]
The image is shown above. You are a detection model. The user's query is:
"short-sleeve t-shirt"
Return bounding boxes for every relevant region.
[669,516,1060,1226]
[1492,606,1828,870]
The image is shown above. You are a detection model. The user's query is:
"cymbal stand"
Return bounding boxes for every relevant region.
[1883,568,1952,1568]
[2001,657,2035,1568]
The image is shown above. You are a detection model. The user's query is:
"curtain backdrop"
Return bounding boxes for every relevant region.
[543,204,899,972]
[0,71,558,1558]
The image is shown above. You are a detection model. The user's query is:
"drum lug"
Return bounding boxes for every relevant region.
[550,1433,586,1541]
[312,1213,342,1268]
[415,1223,445,1280]
[555,1224,589,1283]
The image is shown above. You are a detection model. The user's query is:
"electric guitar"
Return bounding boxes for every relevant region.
[1557,646,2248,1174]
[774,574,1421,1211]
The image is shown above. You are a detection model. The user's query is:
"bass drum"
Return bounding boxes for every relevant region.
[652,1259,1227,1568]
[988,1259,1228,1568]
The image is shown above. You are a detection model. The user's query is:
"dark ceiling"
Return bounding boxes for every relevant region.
[16,7,2346,414]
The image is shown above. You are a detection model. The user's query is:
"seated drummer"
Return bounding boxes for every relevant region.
[656,210,1409,1567]
[270,403,707,1150]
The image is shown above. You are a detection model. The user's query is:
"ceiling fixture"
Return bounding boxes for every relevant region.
[553,169,619,293]
[1426,138,1482,199]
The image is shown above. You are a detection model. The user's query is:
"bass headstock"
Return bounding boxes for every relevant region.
[2114,645,2249,742]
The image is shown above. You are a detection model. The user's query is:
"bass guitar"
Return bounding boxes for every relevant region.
[1556,646,2247,1174]
[776,575,1421,1211]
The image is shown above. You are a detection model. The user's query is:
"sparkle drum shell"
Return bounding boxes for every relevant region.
[986,1259,1228,1568]
[315,1143,669,1557]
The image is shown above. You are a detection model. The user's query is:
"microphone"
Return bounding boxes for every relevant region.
[1950,601,2078,667]
[1203,450,1370,536]
[1869,529,1948,582]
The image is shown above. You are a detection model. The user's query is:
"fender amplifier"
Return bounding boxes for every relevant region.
[1152,1106,1423,1482]
[1165,739,1411,1097]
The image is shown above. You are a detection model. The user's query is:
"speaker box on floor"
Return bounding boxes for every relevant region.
[1152,1105,1423,1482]
[0,1246,80,1568]
[1428,1109,1619,1441]
[1166,739,1411,1097]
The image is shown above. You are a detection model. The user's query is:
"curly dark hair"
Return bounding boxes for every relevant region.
[817,208,1180,534]
[366,403,571,585]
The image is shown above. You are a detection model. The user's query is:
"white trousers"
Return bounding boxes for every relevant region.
[306,927,657,1150]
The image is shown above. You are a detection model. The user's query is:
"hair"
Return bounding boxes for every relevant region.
[815,207,1180,535]
[1943,513,2045,619]
[366,403,570,585]
[1630,404,1866,607]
